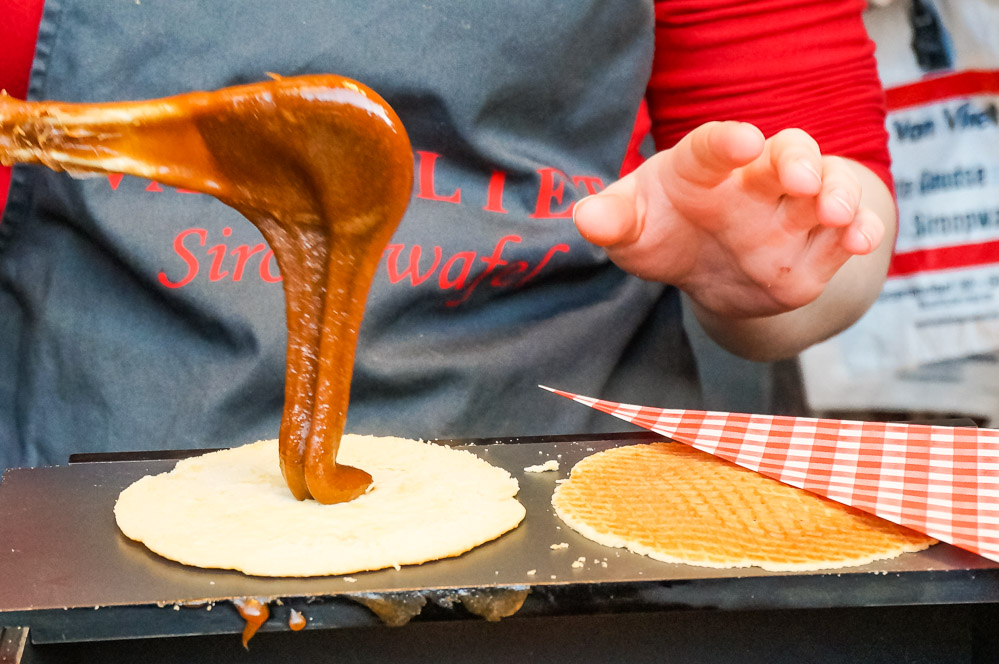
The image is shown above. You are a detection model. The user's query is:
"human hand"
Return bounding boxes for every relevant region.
[573,121,888,319]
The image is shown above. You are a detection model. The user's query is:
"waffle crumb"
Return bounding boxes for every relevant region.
[525,460,560,473]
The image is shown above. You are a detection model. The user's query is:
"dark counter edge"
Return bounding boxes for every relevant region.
[4,567,999,645]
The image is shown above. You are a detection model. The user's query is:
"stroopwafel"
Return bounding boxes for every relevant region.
[552,442,935,571]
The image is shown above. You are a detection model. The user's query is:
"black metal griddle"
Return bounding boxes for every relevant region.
[2,432,999,661]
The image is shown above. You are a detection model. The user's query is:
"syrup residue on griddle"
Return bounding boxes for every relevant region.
[231,597,270,648]
[351,592,428,627]
[348,586,530,627]
[288,607,307,631]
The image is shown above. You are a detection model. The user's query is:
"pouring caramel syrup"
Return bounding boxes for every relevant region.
[0,74,413,503]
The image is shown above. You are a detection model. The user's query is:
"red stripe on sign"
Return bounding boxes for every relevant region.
[885,70,999,111]
[887,239,999,278]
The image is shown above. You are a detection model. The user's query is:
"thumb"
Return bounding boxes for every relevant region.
[572,176,642,248]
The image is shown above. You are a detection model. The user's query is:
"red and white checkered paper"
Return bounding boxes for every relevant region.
[541,385,999,563]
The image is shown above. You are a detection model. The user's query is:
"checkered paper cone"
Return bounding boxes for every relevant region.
[540,385,999,563]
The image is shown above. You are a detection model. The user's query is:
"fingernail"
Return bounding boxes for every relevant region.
[860,229,874,252]
[799,160,821,186]
[572,195,593,225]
[831,190,853,213]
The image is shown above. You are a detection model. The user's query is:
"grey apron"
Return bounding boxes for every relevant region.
[0,0,701,471]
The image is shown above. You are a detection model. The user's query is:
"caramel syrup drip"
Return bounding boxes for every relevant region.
[0,76,413,503]
[288,608,307,631]
[232,597,270,649]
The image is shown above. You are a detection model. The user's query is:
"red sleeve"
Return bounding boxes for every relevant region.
[0,0,47,218]
[647,0,893,191]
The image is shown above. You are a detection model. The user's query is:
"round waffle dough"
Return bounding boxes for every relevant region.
[552,443,935,571]
[115,436,525,577]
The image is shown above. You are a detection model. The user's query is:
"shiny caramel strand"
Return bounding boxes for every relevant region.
[232,597,269,648]
[0,76,413,503]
